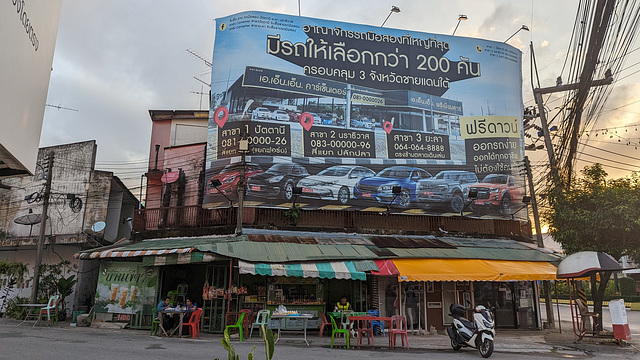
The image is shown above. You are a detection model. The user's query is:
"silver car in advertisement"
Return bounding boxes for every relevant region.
[298,165,376,205]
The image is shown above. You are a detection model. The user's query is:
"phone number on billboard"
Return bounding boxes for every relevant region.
[303,127,375,158]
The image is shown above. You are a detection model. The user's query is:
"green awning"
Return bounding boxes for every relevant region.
[238,260,368,281]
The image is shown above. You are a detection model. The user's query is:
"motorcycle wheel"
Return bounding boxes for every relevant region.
[479,338,494,358]
[451,339,462,351]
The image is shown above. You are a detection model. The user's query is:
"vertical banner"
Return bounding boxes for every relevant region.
[94,262,159,314]
[205,11,525,219]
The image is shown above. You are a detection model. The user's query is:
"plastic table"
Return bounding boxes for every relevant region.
[271,314,314,346]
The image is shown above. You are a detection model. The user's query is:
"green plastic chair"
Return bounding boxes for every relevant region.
[224,312,245,342]
[167,290,178,306]
[330,315,350,349]
[151,308,160,335]
[249,310,270,338]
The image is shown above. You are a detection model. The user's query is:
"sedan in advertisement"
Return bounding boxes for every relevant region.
[468,174,524,215]
[246,163,309,201]
[353,166,432,208]
[416,171,478,212]
[207,163,263,196]
[297,165,376,205]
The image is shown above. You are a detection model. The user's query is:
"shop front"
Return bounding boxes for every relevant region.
[237,260,370,330]
[381,258,558,331]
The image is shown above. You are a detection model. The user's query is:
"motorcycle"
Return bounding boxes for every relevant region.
[446,303,496,358]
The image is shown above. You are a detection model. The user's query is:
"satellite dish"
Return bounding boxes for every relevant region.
[91,221,106,232]
[14,213,42,225]
[161,172,179,184]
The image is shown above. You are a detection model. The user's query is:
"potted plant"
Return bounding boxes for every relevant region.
[55,275,77,321]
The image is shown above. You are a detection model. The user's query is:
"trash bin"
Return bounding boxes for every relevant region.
[72,311,86,323]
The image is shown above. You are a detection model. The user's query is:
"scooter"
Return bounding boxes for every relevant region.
[446,303,496,358]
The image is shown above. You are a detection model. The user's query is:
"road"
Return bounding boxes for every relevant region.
[540,302,640,339]
[1,317,638,360]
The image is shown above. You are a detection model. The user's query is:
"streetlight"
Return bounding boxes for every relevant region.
[452,15,468,36]
[381,6,401,27]
[504,25,529,43]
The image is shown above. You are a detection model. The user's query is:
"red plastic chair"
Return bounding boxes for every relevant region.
[318,312,332,337]
[355,318,374,346]
[239,309,252,336]
[182,308,203,338]
[389,315,408,349]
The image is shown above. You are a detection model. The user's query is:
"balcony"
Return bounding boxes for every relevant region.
[132,205,531,240]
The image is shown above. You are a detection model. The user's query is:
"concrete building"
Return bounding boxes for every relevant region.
[0,140,137,314]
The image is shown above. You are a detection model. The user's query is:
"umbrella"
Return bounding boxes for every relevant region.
[556,251,621,279]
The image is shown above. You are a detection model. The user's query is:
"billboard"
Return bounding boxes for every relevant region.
[94,262,159,314]
[0,0,62,177]
[205,11,526,219]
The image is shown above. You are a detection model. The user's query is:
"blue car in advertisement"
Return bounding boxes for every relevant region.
[353,166,432,208]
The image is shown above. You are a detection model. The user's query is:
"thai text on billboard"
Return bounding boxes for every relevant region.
[205,11,525,219]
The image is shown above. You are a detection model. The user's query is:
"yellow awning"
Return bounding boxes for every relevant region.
[393,258,558,282]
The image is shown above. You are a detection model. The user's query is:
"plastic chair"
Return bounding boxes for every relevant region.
[239,309,252,335]
[249,310,270,338]
[182,308,203,338]
[151,308,161,335]
[176,284,188,305]
[318,312,332,337]
[167,290,178,306]
[39,295,59,326]
[329,315,350,349]
[224,312,245,342]
[340,310,355,330]
[367,309,385,336]
[355,318,374,346]
[389,315,409,349]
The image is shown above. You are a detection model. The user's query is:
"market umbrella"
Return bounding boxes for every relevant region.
[556,251,621,279]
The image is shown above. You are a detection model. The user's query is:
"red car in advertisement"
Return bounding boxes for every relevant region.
[468,174,524,216]
[207,163,263,196]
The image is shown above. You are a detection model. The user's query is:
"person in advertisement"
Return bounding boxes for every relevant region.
[157,296,175,330]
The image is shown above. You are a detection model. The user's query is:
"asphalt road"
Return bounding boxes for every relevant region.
[1,317,638,360]
[540,303,640,339]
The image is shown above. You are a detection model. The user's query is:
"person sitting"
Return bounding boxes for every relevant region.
[157,296,175,330]
[336,296,352,311]
[185,298,197,310]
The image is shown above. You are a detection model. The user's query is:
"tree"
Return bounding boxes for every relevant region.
[545,163,640,331]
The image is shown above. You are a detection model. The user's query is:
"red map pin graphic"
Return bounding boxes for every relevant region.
[299,112,314,131]
[213,106,229,128]
[383,120,393,134]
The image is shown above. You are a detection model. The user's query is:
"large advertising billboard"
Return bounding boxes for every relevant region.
[205,11,526,219]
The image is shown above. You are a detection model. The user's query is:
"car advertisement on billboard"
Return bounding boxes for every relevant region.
[205,11,526,219]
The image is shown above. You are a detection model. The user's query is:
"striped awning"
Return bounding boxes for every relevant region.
[142,252,219,266]
[76,247,193,259]
[238,260,367,281]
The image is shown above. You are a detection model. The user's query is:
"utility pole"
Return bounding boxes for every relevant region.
[236,138,249,235]
[524,155,554,329]
[30,152,54,303]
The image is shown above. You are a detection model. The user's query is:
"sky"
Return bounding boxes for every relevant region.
[40,0,640,190]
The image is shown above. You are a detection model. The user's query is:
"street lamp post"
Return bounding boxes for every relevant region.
[452,15,468,36]
[381,6,401,27]
[504,25,530,43]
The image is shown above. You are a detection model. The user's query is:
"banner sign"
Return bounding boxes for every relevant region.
[205,11,526,219]
[94,262,158,314]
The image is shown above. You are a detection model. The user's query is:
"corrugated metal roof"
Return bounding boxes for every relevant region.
[75,230,561,264]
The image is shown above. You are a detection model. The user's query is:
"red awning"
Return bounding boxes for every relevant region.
[371,259,400,276]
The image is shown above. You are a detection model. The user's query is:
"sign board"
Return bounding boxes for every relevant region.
[94,262,159,314]
[0,0,62,175]
[205,11,525,219]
